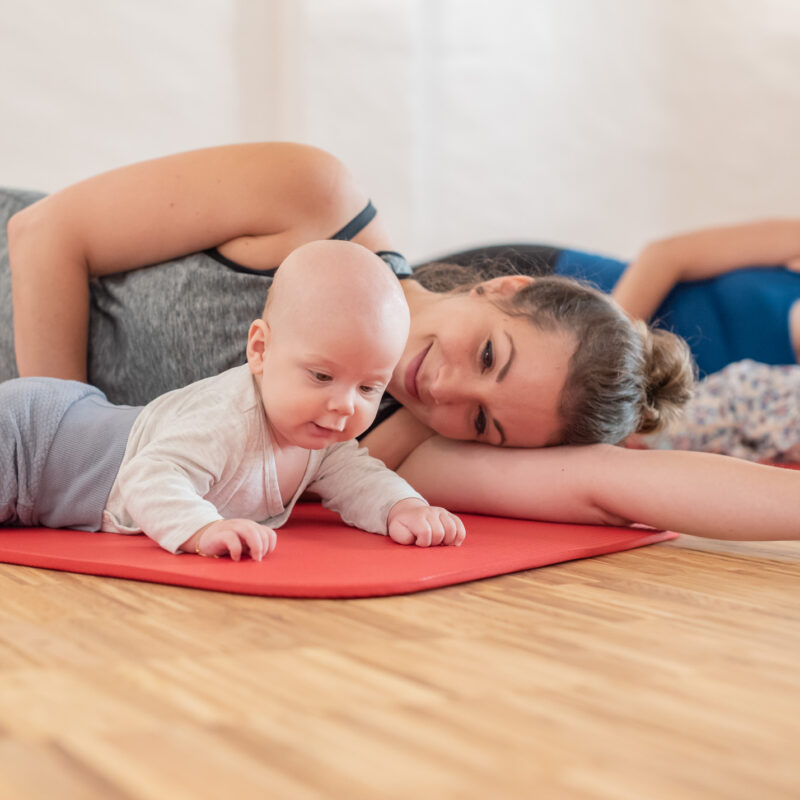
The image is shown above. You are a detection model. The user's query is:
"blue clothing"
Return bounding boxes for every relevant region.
[555,249,800,376]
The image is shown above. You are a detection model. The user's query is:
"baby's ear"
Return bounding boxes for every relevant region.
[246,319,270,374]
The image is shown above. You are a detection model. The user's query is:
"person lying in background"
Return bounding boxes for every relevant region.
[614,220,800,462]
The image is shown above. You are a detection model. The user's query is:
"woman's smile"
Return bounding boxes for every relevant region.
[404,343,432,400]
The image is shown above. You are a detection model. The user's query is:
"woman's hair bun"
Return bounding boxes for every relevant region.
[635,324,696,435]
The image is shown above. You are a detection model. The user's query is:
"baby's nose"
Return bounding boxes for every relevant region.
[327,386,356,415]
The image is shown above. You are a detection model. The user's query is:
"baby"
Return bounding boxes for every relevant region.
[0,240,465,559]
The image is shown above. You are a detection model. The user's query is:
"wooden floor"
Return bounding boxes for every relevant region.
[0,534,798,800]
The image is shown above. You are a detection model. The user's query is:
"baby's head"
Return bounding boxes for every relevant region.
[246,240,410,449]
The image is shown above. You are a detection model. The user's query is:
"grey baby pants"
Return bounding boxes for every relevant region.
[0,378,141,530]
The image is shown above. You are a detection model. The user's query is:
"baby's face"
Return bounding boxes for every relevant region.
[251,312,404,450]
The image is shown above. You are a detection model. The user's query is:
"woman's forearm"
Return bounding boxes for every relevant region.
[397,438,630,525]
[589,447,800,540]
[8,202,90,381]
[397,437,800,541]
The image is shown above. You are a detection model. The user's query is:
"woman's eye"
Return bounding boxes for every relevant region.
[474,406,487,436]
[481,340,494,371]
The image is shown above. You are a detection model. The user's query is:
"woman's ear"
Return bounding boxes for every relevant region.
[471,274,534,299]
[246,319,270,375]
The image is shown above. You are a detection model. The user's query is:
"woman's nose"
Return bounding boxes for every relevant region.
[429,368,470,404]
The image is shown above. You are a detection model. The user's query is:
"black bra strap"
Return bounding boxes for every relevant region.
[203,248,277,276]
[376,250,412,278]
[204,199,382,274]
[330,200,377,241]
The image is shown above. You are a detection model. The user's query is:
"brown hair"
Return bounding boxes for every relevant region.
[412,260,695,445]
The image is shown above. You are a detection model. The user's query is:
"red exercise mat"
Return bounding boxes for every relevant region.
[0,504,675,598]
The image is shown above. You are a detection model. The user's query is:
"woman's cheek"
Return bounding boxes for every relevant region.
[421,406,467,440]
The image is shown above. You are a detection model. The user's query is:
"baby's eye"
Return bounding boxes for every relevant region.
[481,340,494,371]
[311,371,332,382]
[359,385,380,395]
[474,406,487,436]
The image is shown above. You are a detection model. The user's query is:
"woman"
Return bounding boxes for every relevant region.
[4,143,800,541]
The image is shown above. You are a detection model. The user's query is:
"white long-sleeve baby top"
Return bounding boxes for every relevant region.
[102,365,423,552]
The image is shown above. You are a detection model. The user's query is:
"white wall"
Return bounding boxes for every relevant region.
[3,0,800,261]
[1,0,241,189]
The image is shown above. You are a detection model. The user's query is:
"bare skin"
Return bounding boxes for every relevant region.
[8,144,800,541]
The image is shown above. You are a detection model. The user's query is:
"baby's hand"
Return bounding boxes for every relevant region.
[386,498,466,547]
[188,519,277,561]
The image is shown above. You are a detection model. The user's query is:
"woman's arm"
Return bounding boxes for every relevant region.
[8,142,390,381]
[395,437,800,541]
[612,219,800,321]
[359,407,437,471]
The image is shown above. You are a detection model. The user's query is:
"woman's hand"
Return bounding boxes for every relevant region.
[386,497,466,547]
[183,518,277,561]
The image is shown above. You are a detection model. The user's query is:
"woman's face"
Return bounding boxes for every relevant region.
[389,285,576,448]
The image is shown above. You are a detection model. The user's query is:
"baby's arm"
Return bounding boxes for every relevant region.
[110,405,271,558]
[308,441,466,547]
[104,369,287,560]
[112,451,228,554]
[115,454,276,560]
